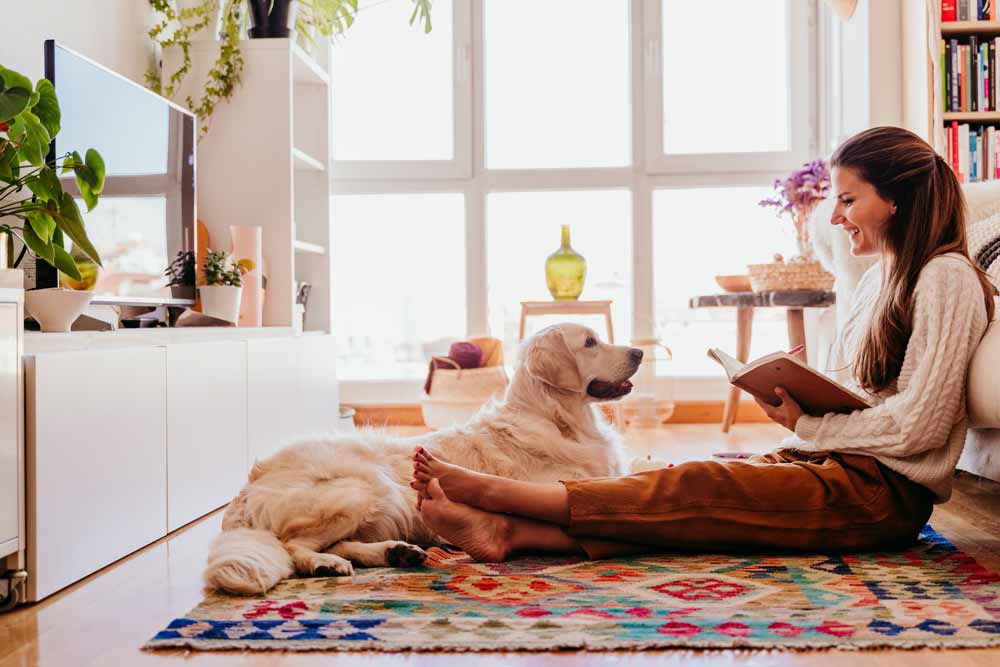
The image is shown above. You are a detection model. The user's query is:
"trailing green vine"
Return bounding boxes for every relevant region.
[145,0,244,138]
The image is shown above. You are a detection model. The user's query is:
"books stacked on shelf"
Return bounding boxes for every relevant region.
[942,36,999,112]
[942,0,997,22]
[947,122,999,182]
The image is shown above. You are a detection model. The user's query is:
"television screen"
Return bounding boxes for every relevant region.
[42,40,196,305]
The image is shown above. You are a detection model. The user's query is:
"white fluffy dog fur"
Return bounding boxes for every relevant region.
[204,324,643,595]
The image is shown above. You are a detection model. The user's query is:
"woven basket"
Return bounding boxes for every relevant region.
[747,260,835,292]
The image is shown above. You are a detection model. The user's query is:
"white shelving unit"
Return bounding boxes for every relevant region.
[165,38,333,333]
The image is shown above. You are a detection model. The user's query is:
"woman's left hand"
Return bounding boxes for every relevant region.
[754,387,805,432]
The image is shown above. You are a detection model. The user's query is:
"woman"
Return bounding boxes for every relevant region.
[411,127,997,561]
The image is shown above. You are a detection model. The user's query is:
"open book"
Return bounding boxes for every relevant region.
[707,348,871,416]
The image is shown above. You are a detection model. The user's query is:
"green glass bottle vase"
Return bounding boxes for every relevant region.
[545,224,587,300]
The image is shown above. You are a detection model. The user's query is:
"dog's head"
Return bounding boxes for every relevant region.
[520,323,643,401]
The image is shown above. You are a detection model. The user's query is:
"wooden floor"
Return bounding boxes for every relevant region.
[2,423,1000,666]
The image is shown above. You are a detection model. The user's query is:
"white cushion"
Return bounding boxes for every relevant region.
[968,310,1000,428]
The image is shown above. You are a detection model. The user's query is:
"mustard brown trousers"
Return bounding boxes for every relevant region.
[562,448,935,559]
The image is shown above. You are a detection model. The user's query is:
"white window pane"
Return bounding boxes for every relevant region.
[485,0,630,169]
[332,194,466,380]
[662,0,790,154]
[653,187,798,374]
[332,0,453,161]
[488,191,631,359]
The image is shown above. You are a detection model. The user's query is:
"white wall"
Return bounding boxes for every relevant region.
[1,0,151,84]
[825,0,904,148]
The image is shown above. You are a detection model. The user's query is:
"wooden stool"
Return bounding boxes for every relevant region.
[518,300,614,342]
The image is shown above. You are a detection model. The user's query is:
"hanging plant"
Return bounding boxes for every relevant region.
[145,0,245,138]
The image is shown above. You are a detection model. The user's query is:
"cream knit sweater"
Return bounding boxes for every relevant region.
[787,253,989,502]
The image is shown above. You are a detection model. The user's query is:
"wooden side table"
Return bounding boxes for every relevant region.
[688,290,836,433]
[519,300,615,342]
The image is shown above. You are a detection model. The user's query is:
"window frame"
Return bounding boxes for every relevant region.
[642,0,816,174]
[330,0,473,180]
[333,0,821,402]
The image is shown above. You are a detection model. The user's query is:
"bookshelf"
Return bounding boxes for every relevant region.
[163,39,333,333]
[938,8,1000,183]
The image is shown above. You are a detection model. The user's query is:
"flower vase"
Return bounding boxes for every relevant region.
[545,225,587,300]
[791,205,817,262]
[230,225,263,327]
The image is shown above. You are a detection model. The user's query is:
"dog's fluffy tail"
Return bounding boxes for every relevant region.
[203,528,293,595]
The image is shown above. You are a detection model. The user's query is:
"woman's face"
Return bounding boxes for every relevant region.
[830,166,895,256]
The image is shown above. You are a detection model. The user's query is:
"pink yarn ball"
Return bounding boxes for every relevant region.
[448,342,483,369]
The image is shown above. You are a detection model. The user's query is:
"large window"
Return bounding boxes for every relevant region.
[332,0,818,399]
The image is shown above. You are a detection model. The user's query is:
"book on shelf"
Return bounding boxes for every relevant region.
[947,121,1000,182]
[947,0,996,20]
[943,36,1000,112]
[706,348,871,417]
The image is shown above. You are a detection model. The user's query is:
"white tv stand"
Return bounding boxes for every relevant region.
[20,326,341,602]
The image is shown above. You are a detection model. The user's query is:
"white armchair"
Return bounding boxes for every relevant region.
[810,183,1000,483]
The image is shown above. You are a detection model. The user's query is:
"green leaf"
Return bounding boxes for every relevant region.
[25,207,56,244]
[0,141,15,181]
[51,242,81,281]
[85,149,105,194]
[22,219,55,265]
[25,165,62,203]
[54,192,101,267]
[32,79,60,137]
[0,67,33,122]
[8,110,50,167]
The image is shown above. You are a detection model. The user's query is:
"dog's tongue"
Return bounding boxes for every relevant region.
[587,379,633,399]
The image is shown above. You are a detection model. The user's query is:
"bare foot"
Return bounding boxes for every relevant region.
[411,446,502,510]
[418,479,512,563]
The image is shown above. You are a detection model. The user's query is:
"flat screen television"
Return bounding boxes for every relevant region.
[38,40,197,305]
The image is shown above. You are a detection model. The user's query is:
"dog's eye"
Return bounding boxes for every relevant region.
[584,337,597,348]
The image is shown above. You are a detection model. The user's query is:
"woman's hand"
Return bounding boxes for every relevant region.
[754,387,805,432]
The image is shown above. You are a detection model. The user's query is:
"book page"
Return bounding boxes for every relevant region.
[706,348,744,381]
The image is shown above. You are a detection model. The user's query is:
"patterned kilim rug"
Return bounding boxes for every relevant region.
[145,526,1000,652]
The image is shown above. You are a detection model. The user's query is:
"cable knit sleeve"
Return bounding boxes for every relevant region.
[792,258,985,458]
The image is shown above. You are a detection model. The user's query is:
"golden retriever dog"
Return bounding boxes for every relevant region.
[204,323,642,595]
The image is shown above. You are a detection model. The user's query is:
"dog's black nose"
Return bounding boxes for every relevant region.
[629,348,644,364]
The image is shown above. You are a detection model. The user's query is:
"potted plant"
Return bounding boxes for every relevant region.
[0,64,106,331]
[145,0,433,136]
[199,249,253,323]
[165,249,197,299]
[752,160,835,292]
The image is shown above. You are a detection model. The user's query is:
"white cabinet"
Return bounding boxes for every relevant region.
[297,334,339,435]
[166,342,248,531]
[0,293,23,562]
[25,348,168,601]
[21,330,339,601]
[247,338,300,466]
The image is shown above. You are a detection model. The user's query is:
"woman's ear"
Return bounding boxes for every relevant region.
[522,329,584,393]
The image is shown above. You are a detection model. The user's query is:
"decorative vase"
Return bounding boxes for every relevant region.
[198,285,243,324]
[791,205,817,262]
[545,224,587,300]
[24,288,93,332]
[268,0,298,38]
[229,225,263,326]
[58,246,100,291]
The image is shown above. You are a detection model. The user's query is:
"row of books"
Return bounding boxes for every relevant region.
[947,122,1000,183]
[943,37,1000,112]
[943,0,996,21]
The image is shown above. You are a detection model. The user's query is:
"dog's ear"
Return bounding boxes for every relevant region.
[523,328,584,393]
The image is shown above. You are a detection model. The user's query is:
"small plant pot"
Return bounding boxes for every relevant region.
[25,288,93,333]
[268,0,299,38]
[199,285,243,324]
[170,285,196,301]
[247,0,271,37]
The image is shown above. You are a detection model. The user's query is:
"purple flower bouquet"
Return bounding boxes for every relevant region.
[759,159,831,261]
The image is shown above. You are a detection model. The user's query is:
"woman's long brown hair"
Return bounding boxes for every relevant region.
[830,126,995,394]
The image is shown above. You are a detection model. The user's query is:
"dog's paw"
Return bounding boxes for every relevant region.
[386,543,428,568]
[311,554,354,577]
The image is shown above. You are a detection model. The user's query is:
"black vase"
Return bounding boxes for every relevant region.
[268,0,298,38]
[247,0,271,38]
